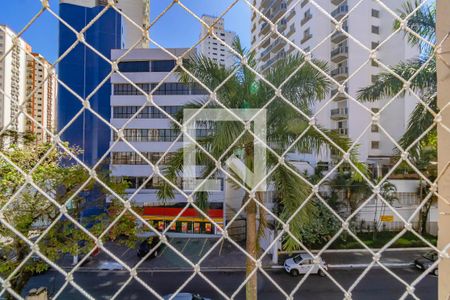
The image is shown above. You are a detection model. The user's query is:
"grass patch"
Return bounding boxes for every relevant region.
[329,231,437,249]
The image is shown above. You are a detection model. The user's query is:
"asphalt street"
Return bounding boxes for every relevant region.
[23,267,437,300]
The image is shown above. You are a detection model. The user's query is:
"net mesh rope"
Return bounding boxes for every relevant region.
[0,0,448,299]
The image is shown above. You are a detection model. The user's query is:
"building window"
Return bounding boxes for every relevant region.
[113,83,207,95]
[301,9,312,25]
[371,42,379,49]
[371,124,379,132]
[111,152,176,165]
[113,106,182,119]
[371,141,380,149]
[118,61,150,73]
[301,28,312,44]
[119,176,183,189]
[113,129,180,142]
[371,25,380,34]
[371,59,379,67]
[151,60,176,72]
[371,9,380,18]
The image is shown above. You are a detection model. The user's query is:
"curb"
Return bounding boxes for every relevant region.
[278,247,432,254]
[270,263,414,270]
[60,262,415,273]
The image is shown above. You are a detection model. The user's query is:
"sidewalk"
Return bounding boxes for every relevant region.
[57,239,430,271]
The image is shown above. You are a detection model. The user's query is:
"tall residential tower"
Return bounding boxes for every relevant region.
[26,53,57,143]
[251,0,419,174]
[198,15,237,68]
[0,25,30,136]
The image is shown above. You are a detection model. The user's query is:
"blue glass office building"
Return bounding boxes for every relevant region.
[58,2,122,166]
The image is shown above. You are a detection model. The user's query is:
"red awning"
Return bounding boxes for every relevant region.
[143,207,223,219]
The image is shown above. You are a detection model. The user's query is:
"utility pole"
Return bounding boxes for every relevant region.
[436,1,450,299]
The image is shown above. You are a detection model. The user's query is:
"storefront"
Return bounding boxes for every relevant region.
[142,205,224,235]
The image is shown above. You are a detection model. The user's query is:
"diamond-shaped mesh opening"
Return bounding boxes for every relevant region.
[1,0,449,299]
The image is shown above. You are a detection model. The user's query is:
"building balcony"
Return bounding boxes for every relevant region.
[301,33,313,44]
[260,39,286,60]
[260,48,271,62]
[285,24,295,38]
[261,22,270,35]
[272,38,286,52]
[272,3,287,21]
[330,107,348,120]
[333,128,348,135]
[261,50,286,71]
[286,10,296,22]
[331,87,348,101]
[331,0,344,5]
[331,66,349,80]
[260,37,270,48]
[331,26,349,43]
[331,46,348,63]
[301,13,312,26]
[262,4,272,17]
[278,23,287,33]
[331,3,348,21]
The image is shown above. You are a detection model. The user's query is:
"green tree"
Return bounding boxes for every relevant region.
[372,181,399,240]
[157,38,363,300]
[0,140,132,298]
[328,166,371,215]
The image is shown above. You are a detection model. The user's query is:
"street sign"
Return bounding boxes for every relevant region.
[380,215,394,222]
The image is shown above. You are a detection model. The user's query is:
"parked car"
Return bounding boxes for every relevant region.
[163,293,210,300]
[284,253,327,277]
[137,237,161,259]
[98,261,125,271]
[414,251,438,276]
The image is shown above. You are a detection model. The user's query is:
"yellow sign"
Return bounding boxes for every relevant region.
[380,215,394,222]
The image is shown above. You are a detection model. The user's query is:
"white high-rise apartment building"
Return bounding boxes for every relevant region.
[198,15,237,68]
[251,0,419,174]
[116,0,150,48]
[26,53,57,143]
[60,0,150,48]
[110,48,225,236]
[0,25,29,135]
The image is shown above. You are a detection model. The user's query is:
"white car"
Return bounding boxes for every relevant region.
[98,261,125,271]
[284,253,327,277]
[163,293,210,300]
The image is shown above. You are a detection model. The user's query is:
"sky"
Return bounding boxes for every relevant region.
[0,0,251,63]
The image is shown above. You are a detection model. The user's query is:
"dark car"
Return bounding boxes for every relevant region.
[163,293,210,300]
[414,251,438,276]
[137,237,161,259]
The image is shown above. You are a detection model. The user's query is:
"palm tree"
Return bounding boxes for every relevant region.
[157,38,362,299]
[357,0,436,158]
[327,166,371,215]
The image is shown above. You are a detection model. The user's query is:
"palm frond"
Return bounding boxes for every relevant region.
[272,162,315,252]
[394,0,436,54]
[264,54,330,109]
[398,94,437,157]
[357,58,436,102]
